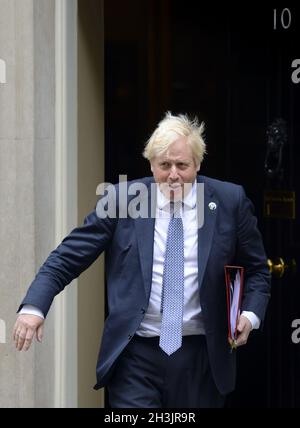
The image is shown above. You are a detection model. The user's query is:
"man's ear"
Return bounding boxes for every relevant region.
[150,163,154,173]
[194,158,201,172]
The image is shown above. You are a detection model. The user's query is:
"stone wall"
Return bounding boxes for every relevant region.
[0,0,56,408]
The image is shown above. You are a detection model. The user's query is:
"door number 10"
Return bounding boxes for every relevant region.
[273,8,292,30]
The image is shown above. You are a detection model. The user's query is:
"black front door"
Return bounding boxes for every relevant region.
[104,1,300,407]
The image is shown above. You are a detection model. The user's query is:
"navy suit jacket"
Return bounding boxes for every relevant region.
[20,175,270,395]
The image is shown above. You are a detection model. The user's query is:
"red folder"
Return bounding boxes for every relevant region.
[224,265,244,350]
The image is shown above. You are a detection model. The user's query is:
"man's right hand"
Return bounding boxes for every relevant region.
[13,314,44,351]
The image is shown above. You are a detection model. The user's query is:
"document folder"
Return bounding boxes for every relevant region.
[224,265,244,350]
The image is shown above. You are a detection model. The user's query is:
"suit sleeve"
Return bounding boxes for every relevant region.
[235,186,271,322]
[19,204,117,317]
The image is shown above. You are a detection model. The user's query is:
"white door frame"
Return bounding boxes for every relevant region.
[54,0,78,408]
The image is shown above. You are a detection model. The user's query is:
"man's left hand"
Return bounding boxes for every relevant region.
[235,315,252,347]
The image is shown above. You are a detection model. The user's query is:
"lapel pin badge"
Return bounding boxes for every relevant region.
[208,202,217,211]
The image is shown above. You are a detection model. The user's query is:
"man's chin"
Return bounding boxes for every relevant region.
[159,183,193,201]
[170,189,184,201]
[159,184,184,201]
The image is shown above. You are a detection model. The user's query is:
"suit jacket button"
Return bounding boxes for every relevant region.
[141,308,145,314]
[128,334,132,340]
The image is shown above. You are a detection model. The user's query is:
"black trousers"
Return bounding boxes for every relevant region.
[107,334,225,408]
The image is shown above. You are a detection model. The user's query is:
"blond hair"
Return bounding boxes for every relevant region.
[143,112,206,166]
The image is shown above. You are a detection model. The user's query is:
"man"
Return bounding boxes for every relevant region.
[14,112,270,408]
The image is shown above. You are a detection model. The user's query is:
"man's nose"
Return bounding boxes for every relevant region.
[169,165,179,179]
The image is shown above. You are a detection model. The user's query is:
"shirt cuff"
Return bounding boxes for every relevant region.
[241,311,260,330]
[19,305,45,320]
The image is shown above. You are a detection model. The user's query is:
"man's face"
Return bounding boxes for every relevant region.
[150,136,200,200]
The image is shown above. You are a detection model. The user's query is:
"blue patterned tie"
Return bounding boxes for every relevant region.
[159,204,184,355]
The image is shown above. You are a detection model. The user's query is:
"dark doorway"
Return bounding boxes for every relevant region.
[104,1,300,407]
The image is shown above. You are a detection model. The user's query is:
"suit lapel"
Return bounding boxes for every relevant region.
[135,181,156,298]
[197,177,218,289]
